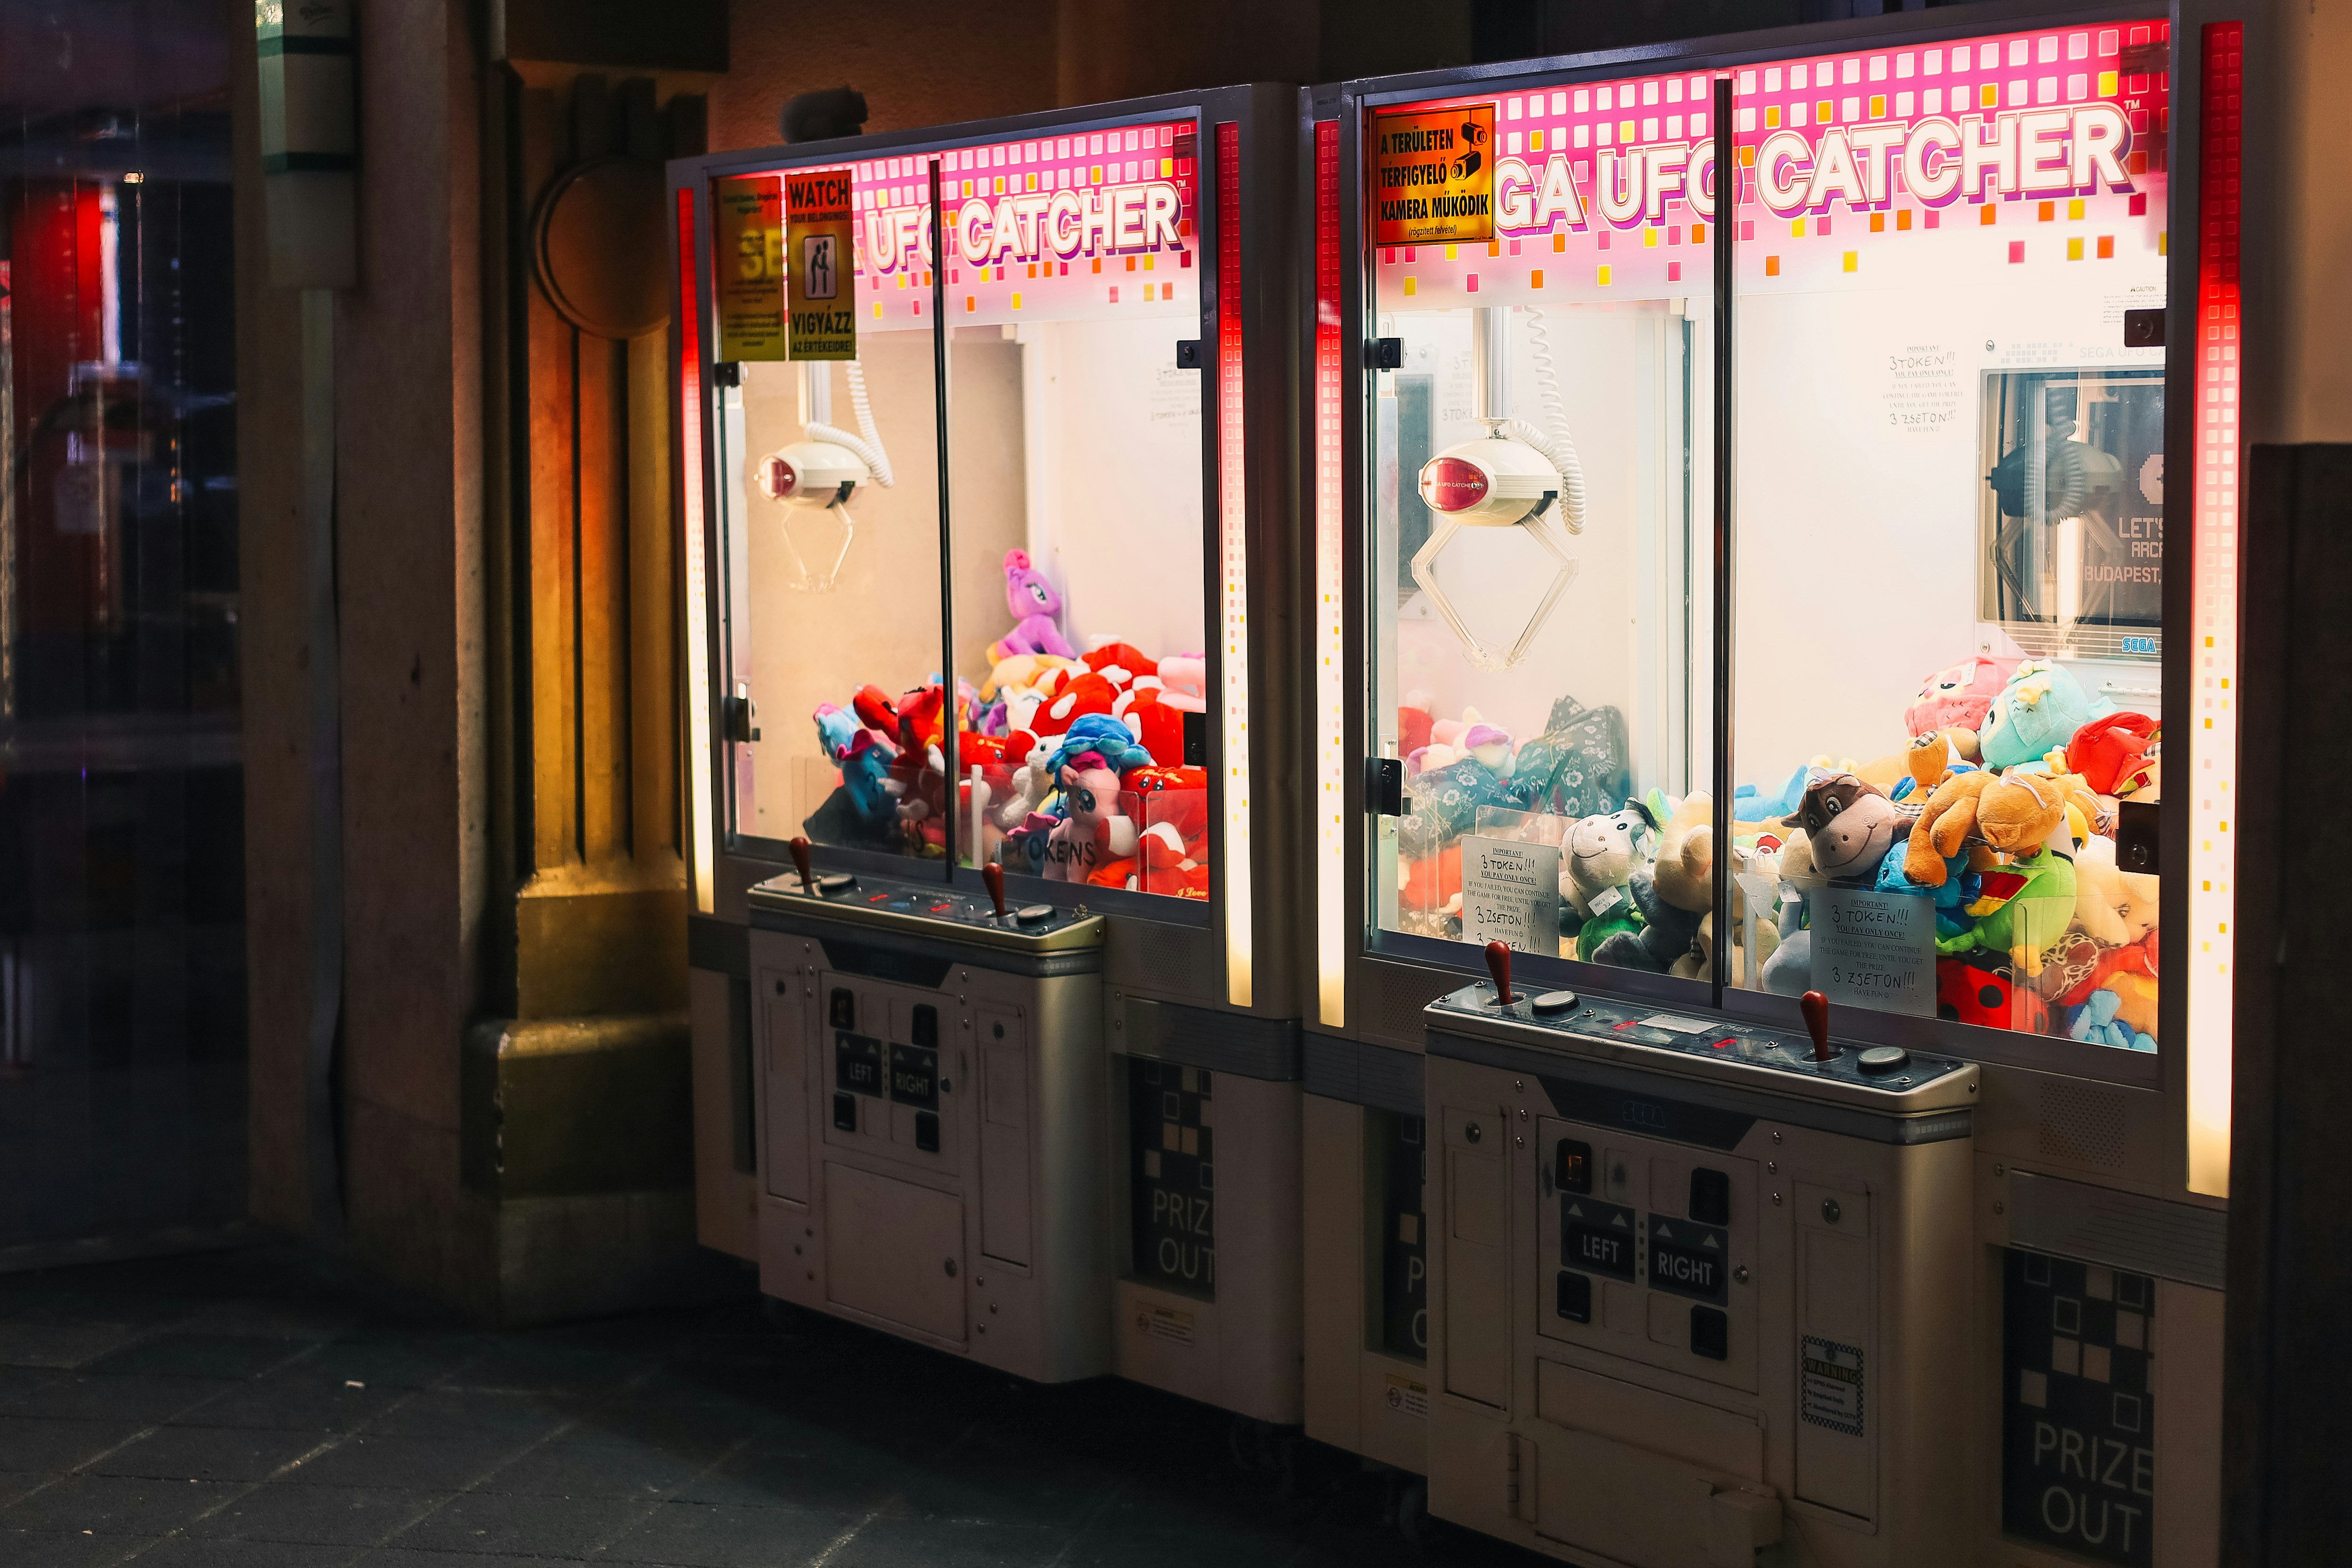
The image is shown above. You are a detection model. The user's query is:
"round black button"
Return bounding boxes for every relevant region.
[1857,1045,1909,1074]
[1014,903,1054,924]
[816,873,855,893]
[1531,990,1579,1015]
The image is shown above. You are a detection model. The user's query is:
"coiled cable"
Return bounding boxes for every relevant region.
[1512,308,1587,535]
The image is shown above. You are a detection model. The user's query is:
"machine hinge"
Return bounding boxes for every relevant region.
[1175,339,1202,370]
[725,683,760,744]
[1365,756,1404,817]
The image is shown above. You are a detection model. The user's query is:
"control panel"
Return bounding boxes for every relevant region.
[1426,982,1969,1099]
[748,845,1101,950]
[1419,944,1977,1568]
[748,842,1108,1386]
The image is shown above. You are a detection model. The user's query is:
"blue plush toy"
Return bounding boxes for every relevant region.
[1735,762,1812,823]
[814,703,899,826]
[1874,847,1982,940]
[1046,713,1156,779]
[1979,660,2114,769]
[2067,988,2157,1053]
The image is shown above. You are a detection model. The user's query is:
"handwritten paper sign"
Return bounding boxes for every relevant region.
[1809,883,1934,1017]
[1461,835,1560,957]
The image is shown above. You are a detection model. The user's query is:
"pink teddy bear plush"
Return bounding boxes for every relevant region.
[987,549,1077,662]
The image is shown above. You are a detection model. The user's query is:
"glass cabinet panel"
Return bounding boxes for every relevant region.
[721,157,944,862]
[1369,77,1715,975]
[1727,23,2171,1050]
[940,121,1211,904]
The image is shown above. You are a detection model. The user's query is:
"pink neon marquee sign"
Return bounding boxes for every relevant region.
[796,120,1200,330]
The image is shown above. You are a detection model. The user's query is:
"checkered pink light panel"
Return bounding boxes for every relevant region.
[1377,20,2170,308]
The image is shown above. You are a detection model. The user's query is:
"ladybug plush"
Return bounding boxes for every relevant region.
[1936,958,2051,1032]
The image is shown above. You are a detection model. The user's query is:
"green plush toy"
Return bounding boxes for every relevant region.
[1966,846,2077,976]
[1576,907,1642,963]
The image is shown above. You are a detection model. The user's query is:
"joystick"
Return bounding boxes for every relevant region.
[1800,989,1833,1063]
[1485,940,1516,1006]
[982,863,1007,920]
[789,836,816,896]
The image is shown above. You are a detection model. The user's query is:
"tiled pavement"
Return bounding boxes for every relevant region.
[0,1244,1530,1567]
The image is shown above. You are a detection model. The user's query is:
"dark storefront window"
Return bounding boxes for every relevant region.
[0,2,244,1258]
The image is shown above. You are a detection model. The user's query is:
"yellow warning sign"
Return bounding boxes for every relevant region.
[711,175,785,362]
[1371,104,1496,246]
[786,167,858,361]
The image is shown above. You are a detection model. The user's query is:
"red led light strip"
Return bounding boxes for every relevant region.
[1215,122,1253,1006]
[677,188,715,912]
[1312,119,1345,1026]
[2185,20,2241,1194]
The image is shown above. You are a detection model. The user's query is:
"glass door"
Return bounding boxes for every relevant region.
[1364,74,1715,983]
[715,156,946,866]
[1724,22,2172,1056]
[937,120,1213,907]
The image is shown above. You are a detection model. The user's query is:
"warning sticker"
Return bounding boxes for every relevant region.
[785,167,857,361]
[1801,1335,1866,1437]
[1384,1373,1429,1419]
[1371,104,1495,246]
[1134,1301,1196,1347]
[711,175,785,362]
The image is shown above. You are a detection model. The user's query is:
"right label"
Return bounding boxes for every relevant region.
[2001,1248,2156,1568]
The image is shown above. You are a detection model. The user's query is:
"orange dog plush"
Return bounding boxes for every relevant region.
[1902,770,2071,886]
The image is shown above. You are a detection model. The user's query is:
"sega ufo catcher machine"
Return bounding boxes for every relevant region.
[1306,6,2246,1565]
[668,86,1307,1412]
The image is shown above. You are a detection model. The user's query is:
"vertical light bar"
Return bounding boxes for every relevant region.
[2185,22,2242,1197]
[1215,122,1253,1009]
[1312,120,1346,1028]
[677,188,716,915]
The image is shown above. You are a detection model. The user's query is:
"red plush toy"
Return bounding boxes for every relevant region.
[1032,671,1120,738]
[2066,712,2159,797]
[1126,765,1210,898]
[1114,684,1186,767]
[1083,641,1157,682]
[1397,703,1433,761]
[852,684,899,736]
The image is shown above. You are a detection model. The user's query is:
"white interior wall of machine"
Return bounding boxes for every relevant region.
[1378,301,1701,802]
[1008,312,1207,676]
[1733,275,2166,792]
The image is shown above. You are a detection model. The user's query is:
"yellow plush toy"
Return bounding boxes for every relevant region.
[979,652,1083,703]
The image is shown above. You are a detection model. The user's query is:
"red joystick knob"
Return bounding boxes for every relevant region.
[1485,940,1516,1006]
[1800,990,1832,1062]
[788,836,815,895]
[981,862,1007,918]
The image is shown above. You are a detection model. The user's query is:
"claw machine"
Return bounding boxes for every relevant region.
[669,85,1306,1411]
[1306,6,2248,1564]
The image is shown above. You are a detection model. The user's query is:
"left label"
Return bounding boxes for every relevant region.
[787,167,858,360]
[713,175,786,361]
[1371,104,1495,245]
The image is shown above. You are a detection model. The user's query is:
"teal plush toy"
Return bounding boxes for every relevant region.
[2068,988,2157,1053]
[1978,660,2114,770]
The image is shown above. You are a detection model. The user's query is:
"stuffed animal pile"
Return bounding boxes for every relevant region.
[1393,655,2162,1053]
[803,549,1212,898]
